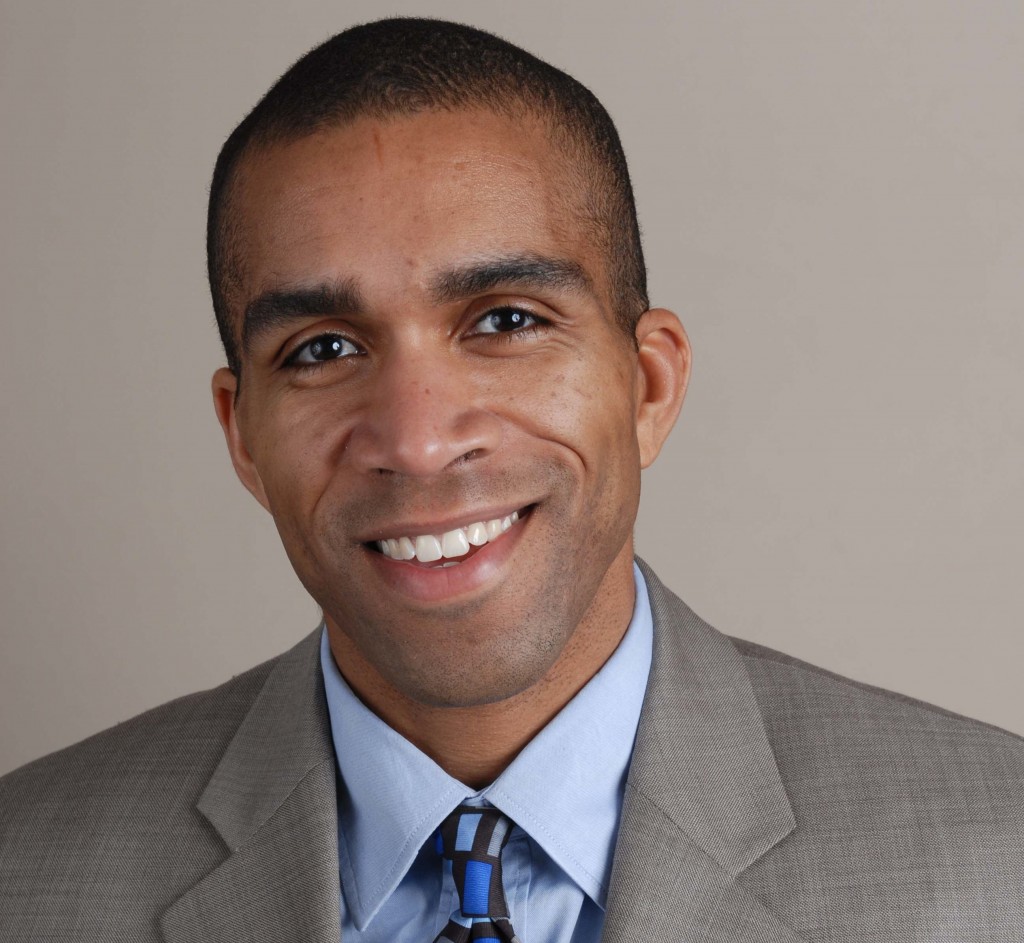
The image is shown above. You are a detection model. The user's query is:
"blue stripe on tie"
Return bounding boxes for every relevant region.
[455,813,482,851]
[462,859,492,914]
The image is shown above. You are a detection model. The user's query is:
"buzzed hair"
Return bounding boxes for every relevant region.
[207,17,649,376]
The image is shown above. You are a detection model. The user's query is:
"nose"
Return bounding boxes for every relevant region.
[346,346,502,477]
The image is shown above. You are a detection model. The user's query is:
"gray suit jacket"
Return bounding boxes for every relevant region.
[2,561,1022,941]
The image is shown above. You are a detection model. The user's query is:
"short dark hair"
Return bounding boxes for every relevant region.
[207,17,648,375]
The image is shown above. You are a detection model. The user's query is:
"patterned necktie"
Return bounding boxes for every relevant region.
[432,805,523,943]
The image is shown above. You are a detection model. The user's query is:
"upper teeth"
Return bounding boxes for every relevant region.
[377,511,520,563]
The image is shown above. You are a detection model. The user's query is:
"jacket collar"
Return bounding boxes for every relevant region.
[600,560,804,943]
[160,626,341,943]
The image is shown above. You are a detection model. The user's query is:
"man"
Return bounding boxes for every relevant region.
[1,17,1022,943]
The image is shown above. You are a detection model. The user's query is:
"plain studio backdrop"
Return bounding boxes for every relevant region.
[1,1,1021,776]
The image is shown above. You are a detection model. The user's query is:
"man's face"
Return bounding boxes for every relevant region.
[214,108,683,709]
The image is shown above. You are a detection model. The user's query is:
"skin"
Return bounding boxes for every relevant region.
[213,108,691,787]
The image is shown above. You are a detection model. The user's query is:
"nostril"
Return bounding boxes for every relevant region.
[452,448,484,467]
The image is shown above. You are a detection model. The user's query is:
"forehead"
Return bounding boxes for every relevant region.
[227,108,605,309]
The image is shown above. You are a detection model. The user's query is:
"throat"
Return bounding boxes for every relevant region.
[398,703,546,789]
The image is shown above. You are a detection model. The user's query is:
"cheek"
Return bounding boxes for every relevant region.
[506,344,637,462]
[246,392,351,515]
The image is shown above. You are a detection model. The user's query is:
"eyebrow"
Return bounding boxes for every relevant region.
[428,255,594,305]
[240,254,593,353]
[242,279,364,352]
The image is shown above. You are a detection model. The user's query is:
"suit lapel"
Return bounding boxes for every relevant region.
[601,561,805,943]
[161,628,341,943]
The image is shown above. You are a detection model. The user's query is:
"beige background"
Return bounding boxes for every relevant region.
[1,0,1021,776]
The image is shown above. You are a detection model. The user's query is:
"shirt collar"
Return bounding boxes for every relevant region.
[320,562,653,929]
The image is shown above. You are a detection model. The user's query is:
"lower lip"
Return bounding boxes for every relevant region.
[365,511,531,604]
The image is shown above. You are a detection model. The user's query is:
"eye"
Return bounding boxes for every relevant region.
[285,333,360,366]
[472,306,540,335]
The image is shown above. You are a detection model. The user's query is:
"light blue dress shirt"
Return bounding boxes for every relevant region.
[319,563,653,943]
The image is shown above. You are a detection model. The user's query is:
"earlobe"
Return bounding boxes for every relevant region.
[633,308,691,468]
[211,367,271,511]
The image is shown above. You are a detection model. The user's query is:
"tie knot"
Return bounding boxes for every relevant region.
[436,806,513,862]
[434,806,513,920]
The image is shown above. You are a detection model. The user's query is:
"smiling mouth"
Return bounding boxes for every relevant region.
[367,506,531,568]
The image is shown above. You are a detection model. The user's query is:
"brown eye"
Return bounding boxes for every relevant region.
[473,307,538,334]
[287,334,359,365]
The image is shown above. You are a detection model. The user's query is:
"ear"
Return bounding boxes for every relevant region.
[633,308,691,468]
[211,367,271,512]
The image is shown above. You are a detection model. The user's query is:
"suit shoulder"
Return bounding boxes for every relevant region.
[0,636,322,939]
[0,652,278,817]
[732,635,1024,813]
[732,635,1024,747]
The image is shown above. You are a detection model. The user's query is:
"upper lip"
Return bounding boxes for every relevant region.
[357,502,534,543]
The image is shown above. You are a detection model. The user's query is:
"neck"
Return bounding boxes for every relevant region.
[326,558,637,789]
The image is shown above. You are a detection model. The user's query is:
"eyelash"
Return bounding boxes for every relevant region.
[282,335,360,369]
[472,306,546,342]
[281,306,548,370]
